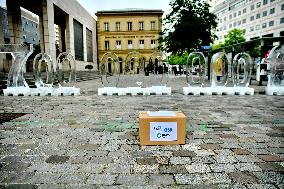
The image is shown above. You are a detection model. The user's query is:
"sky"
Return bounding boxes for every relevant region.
[77,0,171,17]
[0,0,171,18]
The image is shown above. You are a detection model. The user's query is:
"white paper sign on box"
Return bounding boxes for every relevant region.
[150,122,177,141]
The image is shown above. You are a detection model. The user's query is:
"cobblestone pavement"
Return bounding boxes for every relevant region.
[0,77,284,188]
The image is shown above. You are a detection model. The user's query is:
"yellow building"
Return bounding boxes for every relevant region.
[95,9,163,73]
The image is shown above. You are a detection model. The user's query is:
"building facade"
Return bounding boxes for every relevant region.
[96,9,163,73]
[210,0,284,43]
[0,0,97,72]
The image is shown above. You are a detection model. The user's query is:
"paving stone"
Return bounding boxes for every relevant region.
[203,173,231,184]
[57,174,87,184]
[253,171,284,185]
[248,149,270,155]
[200,144,221,150]
[185,163,211,173]
[131,151,153,158]
[267,148,284,154]
[116,175,147,185]
[86,174,116,185]
[234,163,262,172]
[235,155,263,163]
[132,164,159,174]
[173,150,196,157]
[77,163,105,173]
[45,155,69,164]
[192,156,216,164]
[136,157,157,165]
[4,172,35,183]
[219,134,239,139]
[148,174,174,186]
[174,174,202,185]
[170,157,192,165]
[210,164,236,173]
[257,155,283,162]
[104,163,131,174]
[37,184,65,189]
[159,165,188,174]
[232,148,251,155]
[5,184,38,189]
[246,184,278,189]
[216,155,237,164]
[229,172,259,184]
[156,156,169,165]
[257,162,284,172]
[29,173,61,184]
[2,162,31,172]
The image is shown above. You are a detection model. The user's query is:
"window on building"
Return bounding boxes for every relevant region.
[139,40,144,49]
[263,0,268,5]
[105,41,109,50]
[127,22,132,31]
[104,22,109,32]
[238,21,241,25]
[233,22,237,27]
[243,29,246,34]
[139,22,144,30]
[262,23,267,28]
[270,0,275,2]
[150,21,156,30]
[251,4,254,10]
[242,19,246,24]
[281,17,284,24]
[115,22,120,31]
[234,12,237,17]
[269,20,274,27]
[281,4,284,10]
[128,40,133,49]
[263,11,267,17]
[256,13,261,19]
[270,8,275,14]
[250,16,254,21]
[256,24,260,30]
[151,39,156,49]
[238,10,241,15]
[243,8,246,14]
[224,17,226,22]
[74,19,84,61]
[229,23,232,28]
[256,2,261,8]
[250,26,254,32]
[229,14,232,19]
[116,40,121,49]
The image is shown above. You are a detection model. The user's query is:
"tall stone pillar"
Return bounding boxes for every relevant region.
[0,12,4,72]
[6,2,22,44]
[83,26,87,62]
[41,0,56,62]
[66,15,75,56]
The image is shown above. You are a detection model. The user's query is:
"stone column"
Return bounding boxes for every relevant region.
[83,26,87,62]
[6,1,22,44]
[66,14,75,56]
[41,0,56,62]
[0,12,4,72]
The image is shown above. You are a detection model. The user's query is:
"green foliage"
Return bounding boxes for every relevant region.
[211,43,223,51]
[224,28,246,46]
[168,52,189,65]
[159,0,218,55]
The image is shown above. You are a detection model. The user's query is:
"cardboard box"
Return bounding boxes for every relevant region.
[139,111,186,145]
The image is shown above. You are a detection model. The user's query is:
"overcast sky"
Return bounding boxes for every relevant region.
[77,0,171,17]
[0,0,171,18]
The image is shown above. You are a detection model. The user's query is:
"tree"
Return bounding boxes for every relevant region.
[168,52,188,65]
[159,0,217,55]
[224,28,246,46]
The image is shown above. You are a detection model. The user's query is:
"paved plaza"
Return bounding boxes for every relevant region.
[0,77,284,189]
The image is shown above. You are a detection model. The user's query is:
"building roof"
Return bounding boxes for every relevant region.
[95,8,164,16]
